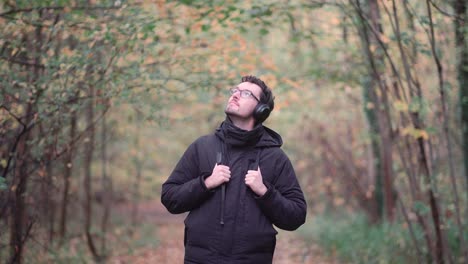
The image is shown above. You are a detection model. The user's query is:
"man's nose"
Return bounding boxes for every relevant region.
[231,90,240,99]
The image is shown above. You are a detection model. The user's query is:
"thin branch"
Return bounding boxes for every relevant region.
[1,105,112,183]
[426,1,466,262]
[0,56,48,69]
[347,0,407,98]
[428,0,461,20]
[0,5,125,17]
[7,219,35,264]
[1,119,36,180]
[0,105,27,127]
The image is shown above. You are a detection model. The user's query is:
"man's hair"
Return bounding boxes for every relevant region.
[241,75,275,113]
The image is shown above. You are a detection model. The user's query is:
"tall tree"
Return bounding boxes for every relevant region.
[453,0,468,261]
[83,72,101,260]
[355,0,396,222]
[8,7,46,262]
[454,0,468,202]
[100,100,112,254]
[59,107,76,243]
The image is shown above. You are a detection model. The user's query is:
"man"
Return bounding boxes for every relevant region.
[161,75,307,264]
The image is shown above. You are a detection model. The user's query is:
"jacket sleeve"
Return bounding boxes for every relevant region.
[161,140,214,214]
[255,153,307,231]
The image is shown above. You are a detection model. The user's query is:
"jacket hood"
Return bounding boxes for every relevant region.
[259,125,283,148]
[215,117,282,148]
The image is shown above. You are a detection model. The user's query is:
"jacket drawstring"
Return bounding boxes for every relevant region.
[221,184,226,225]
[217,151,225,226]
[255,148,262,168]
[218,138,230,226]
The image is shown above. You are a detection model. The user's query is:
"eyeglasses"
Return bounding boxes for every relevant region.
[229,87,260,102]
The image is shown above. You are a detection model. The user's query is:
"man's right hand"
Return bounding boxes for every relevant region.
[204,163,231,190]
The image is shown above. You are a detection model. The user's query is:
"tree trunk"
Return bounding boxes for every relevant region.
[393,1,440,261]
[356,0,383,222]
[9,111,32,264]
[39,122,56,250]
[362,74,384,222]
[131,111,143,232]
[100,107,112,255]
[59,109,76,243]
[453,0,468,260]
[454,0,468,205]
[9,9,44,262]
[355,0,397,222]
[131,158,142,232]
[425,1,462,262]
[83,80,100,260]
[417,136,444,263]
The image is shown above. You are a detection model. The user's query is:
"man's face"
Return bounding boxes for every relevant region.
[225,82,262,120]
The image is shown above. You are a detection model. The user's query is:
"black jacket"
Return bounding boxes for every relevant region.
[161,120,307,264]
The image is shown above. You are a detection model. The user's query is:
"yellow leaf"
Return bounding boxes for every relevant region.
[401,127,429,140]
[401,127,412,136]
[394,100,408,112]
[62,47,74,57]
[417,130,429,140]
[16,105,24,116]
[0,159,7,168]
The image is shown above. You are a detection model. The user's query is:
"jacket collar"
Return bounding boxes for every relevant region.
[215,117,264,147]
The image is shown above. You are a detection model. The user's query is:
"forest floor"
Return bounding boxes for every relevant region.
[110,200,341,264]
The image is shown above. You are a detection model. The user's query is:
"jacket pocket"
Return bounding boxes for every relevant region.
[240,193,278,254]
[184,208,217,249]
[242,232,276,254]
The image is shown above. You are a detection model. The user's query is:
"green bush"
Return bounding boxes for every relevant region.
[297,213,421,264]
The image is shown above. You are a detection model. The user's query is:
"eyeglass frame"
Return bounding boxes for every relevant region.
[229,87,261,102]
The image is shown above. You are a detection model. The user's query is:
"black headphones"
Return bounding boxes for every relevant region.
[253,102,271,123]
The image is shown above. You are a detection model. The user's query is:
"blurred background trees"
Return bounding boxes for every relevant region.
[0,0,466,263]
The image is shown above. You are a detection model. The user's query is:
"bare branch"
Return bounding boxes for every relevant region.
[0,5,125,17]
[0,105,27,127]
[0,56,48,69]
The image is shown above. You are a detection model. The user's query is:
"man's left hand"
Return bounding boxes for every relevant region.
[245,166,267,197]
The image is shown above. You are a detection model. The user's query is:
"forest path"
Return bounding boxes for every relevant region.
[110,200,339,264]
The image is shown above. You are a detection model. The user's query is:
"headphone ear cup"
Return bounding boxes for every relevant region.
[254,104,271,123]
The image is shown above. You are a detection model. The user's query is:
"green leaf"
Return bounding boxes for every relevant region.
[419,48,432,56]
[201,24,211,32]
[227,6,237,12]
[250,5,272,17]
[0,177,7,191]
[413,201,430,216]
[179,0,194,5]
[142,22,156,33]
[259,28,269,35]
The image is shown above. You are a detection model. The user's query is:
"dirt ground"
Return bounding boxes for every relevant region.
[111,200,339,264]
